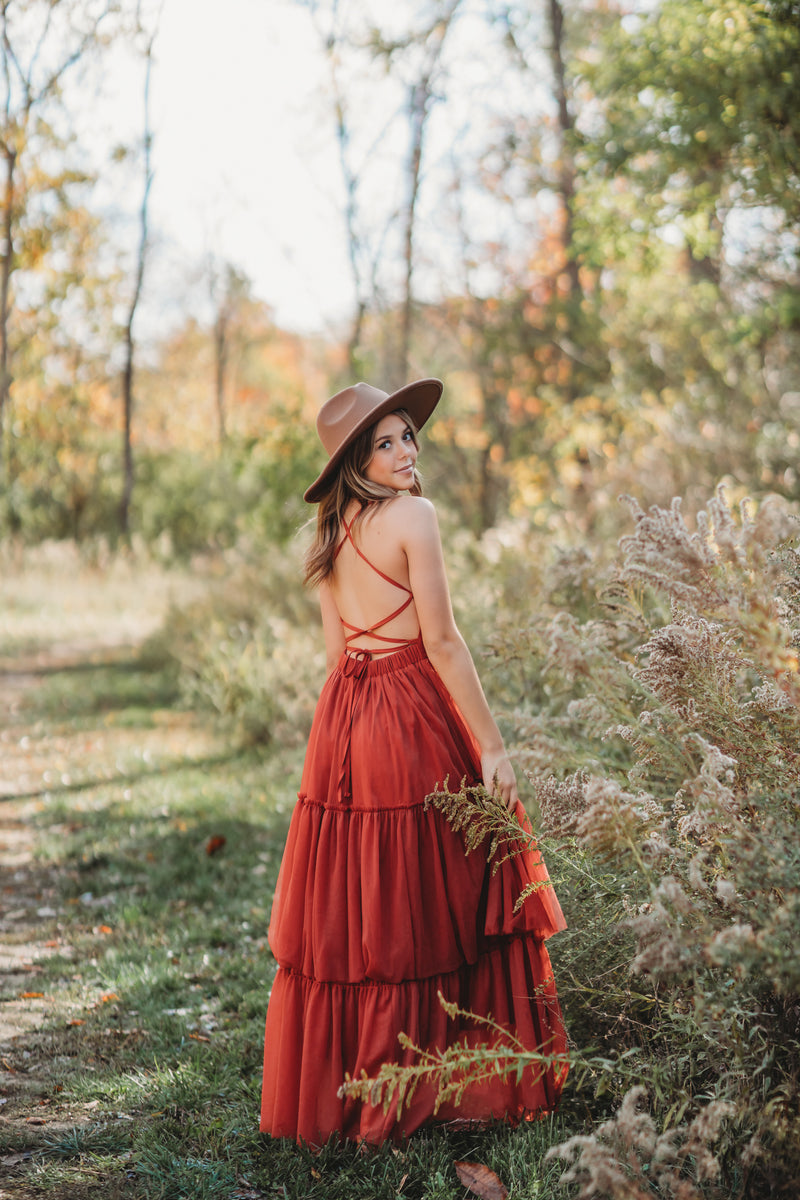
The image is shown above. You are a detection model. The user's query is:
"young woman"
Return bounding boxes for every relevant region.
[260,378,567,1146]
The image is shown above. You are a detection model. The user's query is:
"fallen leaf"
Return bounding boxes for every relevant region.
[20,992,45,999]
[205,835,226,856]
[25,1117,47,1125]
[1,1152,30,1166]
[454,1161,508,1200]
[188,1033,210,1042]
[67,1019,85,1026]
[98,925,113,935]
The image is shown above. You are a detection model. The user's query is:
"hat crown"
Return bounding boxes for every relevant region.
[317,382,389,456]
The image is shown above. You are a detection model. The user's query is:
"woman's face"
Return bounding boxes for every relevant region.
[364,413,418,491]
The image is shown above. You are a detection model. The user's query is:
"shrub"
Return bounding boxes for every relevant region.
[344,487,800,1198]
[143,552,322,747]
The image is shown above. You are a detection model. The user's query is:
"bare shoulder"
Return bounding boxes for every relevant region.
[385,494,439,542]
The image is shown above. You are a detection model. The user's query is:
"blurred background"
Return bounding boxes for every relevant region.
[2,6,800,1194]
[0,0,796,556]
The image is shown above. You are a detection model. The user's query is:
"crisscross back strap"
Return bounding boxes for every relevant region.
[333,515,416,655]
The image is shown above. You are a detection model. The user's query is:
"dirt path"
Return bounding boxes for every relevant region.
[0,557,218,1192]
[0,653,76,1048]
[1,640,158,1185]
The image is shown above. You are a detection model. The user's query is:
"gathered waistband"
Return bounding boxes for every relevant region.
[336,634,427,678]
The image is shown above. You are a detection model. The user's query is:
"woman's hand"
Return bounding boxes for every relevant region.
[481,749,519,810]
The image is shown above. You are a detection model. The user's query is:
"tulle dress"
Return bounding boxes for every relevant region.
[260,516,568,1145]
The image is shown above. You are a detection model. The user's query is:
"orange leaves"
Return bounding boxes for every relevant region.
[454,1161,509,1200]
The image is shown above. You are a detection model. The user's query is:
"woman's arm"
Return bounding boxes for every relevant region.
[398,498,519,808]
[318,580,346,676]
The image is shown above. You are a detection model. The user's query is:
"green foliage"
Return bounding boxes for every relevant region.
[581,0,800,231]
[132,451,243,557]
[144,555,321,746]
[1,414,319,555]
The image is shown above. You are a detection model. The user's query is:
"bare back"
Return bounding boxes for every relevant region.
[328,497,421,655]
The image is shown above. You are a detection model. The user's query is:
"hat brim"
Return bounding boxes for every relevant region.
[303,378,443,503]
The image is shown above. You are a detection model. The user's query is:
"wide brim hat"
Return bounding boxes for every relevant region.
[303,378,443,503]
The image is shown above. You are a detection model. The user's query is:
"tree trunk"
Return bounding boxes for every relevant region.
[120,324,134,535]
[395,75,430,389]
[547,0,581,306]
[119,32,155,540]
[213,309,227,450]
[0,142,14,483]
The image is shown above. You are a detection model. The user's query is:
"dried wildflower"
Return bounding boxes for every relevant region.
[571,777,660,860]
[424,777,550,878]
[618,495,720,608]
[627,903,691,979]
[740,1134,761,1169]
[657,876,692,914]
[534,770,588,837]
[568,695,613,729]
[714,878,736,906]
[706,923,756,964]
[339,993,567,1118]
[674,737,739,841]
[636,617,740,717]
[547,1087,733,1199]
[749,680,794,714]
[687,854,708,892]
[641,831,671,862]
[601,721,638,742]
[679,1099,736,1181]
[545,611,590,681]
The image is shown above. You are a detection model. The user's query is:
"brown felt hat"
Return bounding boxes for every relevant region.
[303,378,443,503]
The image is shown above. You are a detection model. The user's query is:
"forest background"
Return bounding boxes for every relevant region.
[1,0,799,1197]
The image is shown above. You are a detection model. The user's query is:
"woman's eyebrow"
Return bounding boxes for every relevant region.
[374,424,410,446]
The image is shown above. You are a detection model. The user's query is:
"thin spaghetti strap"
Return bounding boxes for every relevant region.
[343,519,412,594]
[333,512,417,657]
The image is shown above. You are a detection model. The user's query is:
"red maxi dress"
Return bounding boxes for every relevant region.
[260,519,568,1145]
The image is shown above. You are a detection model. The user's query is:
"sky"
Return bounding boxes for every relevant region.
[86,0,553,341]
[97,0,542,341]
[134,0,355,335]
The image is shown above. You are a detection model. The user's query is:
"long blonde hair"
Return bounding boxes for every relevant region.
[304,409,421,587]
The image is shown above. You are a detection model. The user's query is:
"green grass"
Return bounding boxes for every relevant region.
[0,560,573,1199]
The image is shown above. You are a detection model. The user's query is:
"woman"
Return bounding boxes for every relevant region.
[260,378,567,1146]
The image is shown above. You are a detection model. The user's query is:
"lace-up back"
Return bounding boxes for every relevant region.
[333,513,419,656]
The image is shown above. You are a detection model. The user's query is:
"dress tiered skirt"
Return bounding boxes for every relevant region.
[260,638,568,1145]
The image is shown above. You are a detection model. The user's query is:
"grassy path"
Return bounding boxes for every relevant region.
[0,552,566,1199]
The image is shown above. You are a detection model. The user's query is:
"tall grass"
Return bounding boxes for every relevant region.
[10,488,796,1197]
[344,488,800,1198]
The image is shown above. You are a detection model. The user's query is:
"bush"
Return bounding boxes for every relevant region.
[346,487,800,1198]
[143,552,322,747]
